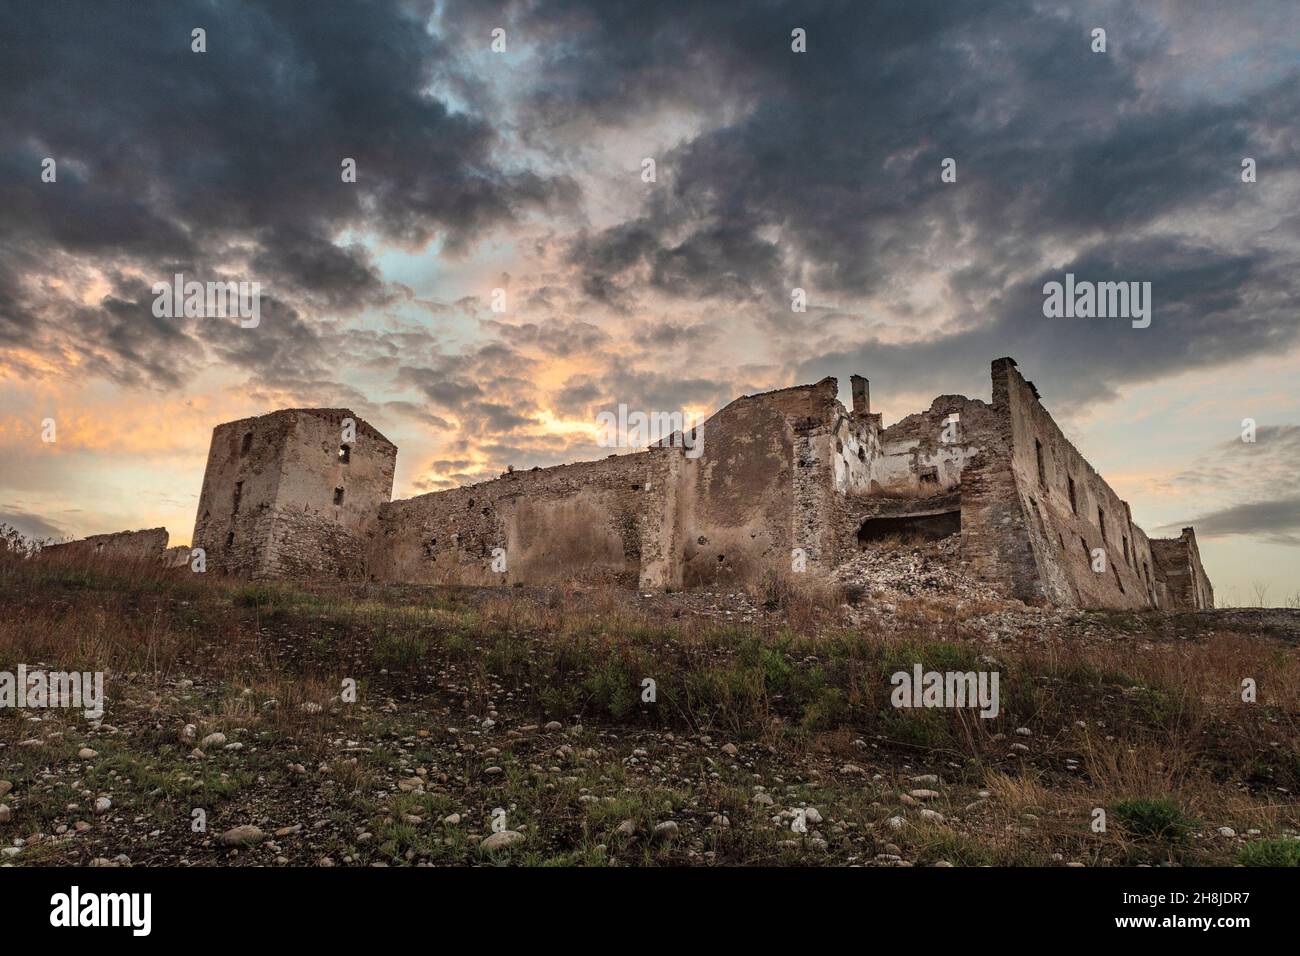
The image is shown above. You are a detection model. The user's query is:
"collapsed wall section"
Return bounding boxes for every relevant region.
[872,395,996,497]
[39,527,169,563]
[1152,528,1214,609]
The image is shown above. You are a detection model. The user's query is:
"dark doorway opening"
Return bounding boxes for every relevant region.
[857,510,960,547]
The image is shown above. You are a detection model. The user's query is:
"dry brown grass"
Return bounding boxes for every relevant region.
[3,546,1297,865]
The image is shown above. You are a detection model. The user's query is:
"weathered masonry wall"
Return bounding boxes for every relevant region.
[144,357,1213,612]
[192,408,395,578]
[40,527,169,563]
[1152,528,1214,609]
[367,450,682,589]
[998,358,1156,609]
[872,395,996,497]
[268,410,397,577]
[193,411,291,576]
[941,373,1039,603]
[679,383,806,585]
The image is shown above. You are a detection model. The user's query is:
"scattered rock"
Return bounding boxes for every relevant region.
[218,825,266,847]
[479,830,525,853]
[653,820,679,840]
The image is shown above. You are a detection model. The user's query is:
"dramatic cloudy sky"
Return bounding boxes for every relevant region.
[1,0,1297,604]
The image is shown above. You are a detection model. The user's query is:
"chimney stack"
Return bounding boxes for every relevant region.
[850,375,870,416]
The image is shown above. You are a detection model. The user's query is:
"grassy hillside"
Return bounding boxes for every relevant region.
[1,549,1297,867]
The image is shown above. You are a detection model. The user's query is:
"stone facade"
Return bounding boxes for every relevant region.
[369,451,682,589]
[190,408,396,577]
[43,358,1214,611]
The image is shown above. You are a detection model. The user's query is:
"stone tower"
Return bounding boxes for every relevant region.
[192,408,396,577]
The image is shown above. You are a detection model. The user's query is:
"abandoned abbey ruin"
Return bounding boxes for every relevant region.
[50,358,1213,611]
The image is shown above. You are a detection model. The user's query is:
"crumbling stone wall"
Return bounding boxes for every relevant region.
[996,358,1155,609]
[680,377,869,583]
[176,359,1211,612]
[872,395,995,496]
[367,450,681,588]
[40,527,169,563]
[676,384,801,584]
[1152,528,1214,609]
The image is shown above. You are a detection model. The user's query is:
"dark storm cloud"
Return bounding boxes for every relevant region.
[396,365,485,409]
[549,367,733,422]
[485,0,1300,402]
[5,0,1299,436]
[467,401,539,432]
[1170,497,1300,546]
[0,0,574,386]
[380,400,453,431]
[482,318,611,358]
[796,236,1298,410]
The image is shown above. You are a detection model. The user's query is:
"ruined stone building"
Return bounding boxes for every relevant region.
[51,358,1214,611]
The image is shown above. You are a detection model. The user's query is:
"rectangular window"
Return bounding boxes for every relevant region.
[241,432,252,456]
[1067,476,1077,514]
[338,444,351,464]
[1035,439,1047,488]
[1097,507,1107,542]
[232,480,243,514]
[333,487,345,506]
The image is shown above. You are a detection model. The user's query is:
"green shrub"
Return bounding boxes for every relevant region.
[1237,838,1300,867]
[1113,797,1192,841]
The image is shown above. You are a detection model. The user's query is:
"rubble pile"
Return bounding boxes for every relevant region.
[832,536,1006,605]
